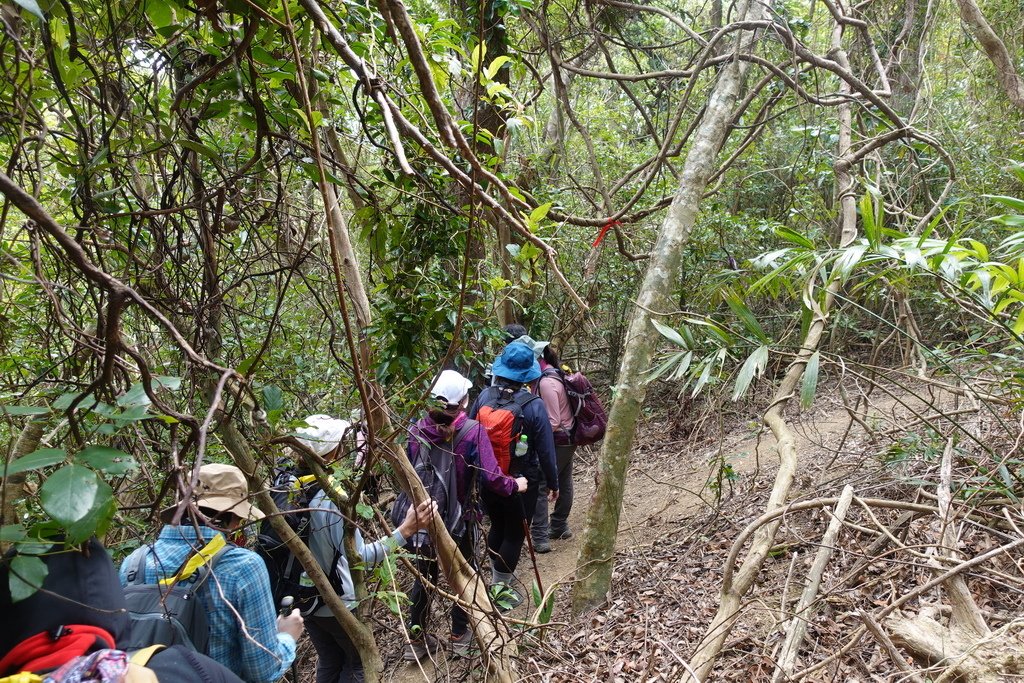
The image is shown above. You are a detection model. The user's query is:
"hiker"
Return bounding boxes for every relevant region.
[119,463,303,683]
[399,369,527,661]
[303,432,437,683]
[470,342,559,608]
[1,536,245,683]
[531,343,577,553]
[485,323,529,385]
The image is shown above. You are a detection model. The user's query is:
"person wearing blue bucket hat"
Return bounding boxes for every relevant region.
[470,341,559,610]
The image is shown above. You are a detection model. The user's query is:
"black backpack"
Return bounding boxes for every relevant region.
[121,543,231,654]
[255,465,340,616]
[390,420,476,551]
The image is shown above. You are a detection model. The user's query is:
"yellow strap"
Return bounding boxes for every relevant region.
[0,673,43,683]
[129,644,166,667]
[159,533,226,586]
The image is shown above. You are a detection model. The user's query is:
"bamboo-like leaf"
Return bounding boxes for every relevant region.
[860,193,879,249]
[670,351,693,381]
[731,345,768,401]
[774,226,815,250]
[645,351,686,383]
[12,0,44,19]
[983,194,1024,213]
[725,291,769,343]
[800,351,820,408]
[651,319,688,348]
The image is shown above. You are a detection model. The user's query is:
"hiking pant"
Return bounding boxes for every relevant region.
[408,530,474,636]
[482,486,539,575]
[531,445,576,541]
[305,613,365,683]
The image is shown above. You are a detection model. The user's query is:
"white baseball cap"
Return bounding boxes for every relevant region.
[431,370,473,407]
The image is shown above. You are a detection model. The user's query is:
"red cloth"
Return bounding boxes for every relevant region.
[592,220,620,248]
[0,626,115,675]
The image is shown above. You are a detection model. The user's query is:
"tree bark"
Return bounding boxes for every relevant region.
[953,0,1024,111]
[2,420,44,550]
[569,0,768,614]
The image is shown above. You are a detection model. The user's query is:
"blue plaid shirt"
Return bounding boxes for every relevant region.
[119,525,296,683]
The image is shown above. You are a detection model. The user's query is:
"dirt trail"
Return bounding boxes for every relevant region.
[385,380,960,681]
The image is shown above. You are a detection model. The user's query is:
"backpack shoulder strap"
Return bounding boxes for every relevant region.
[127,546,154,586]
[512,389,540,410]
[452,419,477,447]
[129,645,166,667]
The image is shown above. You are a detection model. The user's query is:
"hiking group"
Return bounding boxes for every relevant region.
[0,326,606,683]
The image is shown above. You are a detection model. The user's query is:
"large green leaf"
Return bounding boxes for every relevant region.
[13,0,44,20]
[731,345,769,401]
[39,465,102,527]
[651,319,688,348]
[117,376,181,407]
[725,292,769,343]
[0,405,50,416]
[9,555,48,602]
[4,448,66,476]
[800,351,821,409]
[76,446,137,475]
[66,483,115,543]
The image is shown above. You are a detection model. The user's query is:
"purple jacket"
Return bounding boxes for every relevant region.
[407,412,517,506]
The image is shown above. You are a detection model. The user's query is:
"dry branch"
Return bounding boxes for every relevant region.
[772,485,854,681]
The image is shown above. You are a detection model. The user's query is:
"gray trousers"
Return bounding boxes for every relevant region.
[531,444,575,541]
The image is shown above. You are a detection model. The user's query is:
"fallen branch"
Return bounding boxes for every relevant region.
[772,485,854,681]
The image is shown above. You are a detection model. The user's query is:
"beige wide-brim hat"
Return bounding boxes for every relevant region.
[162,462,264,523]
[196,463,264,520]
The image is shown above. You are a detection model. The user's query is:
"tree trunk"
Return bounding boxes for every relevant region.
[685,25,860,681]
[570,0,768,614]
[953,0,1024,111]
[2,420,44,550]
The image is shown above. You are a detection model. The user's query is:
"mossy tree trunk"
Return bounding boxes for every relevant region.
[570,0,768,614]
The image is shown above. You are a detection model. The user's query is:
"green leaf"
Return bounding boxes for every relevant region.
[355,501,373,519]
[179,139,221,162]
[39,465,102,527]
[651,319,688,348]
[528,202,552,226]
[4,448,66,476]
[484,55,512,80]
[13,0,44,20]
[0,524,27,543]
[984,195,1024,213]
[731,345,768,401]
[774,226,815,250]
[262,385,283,412]
[860,193,879,249]
[117,376,181,407]
[146,0,173,28]
[725,291,769,343]
[66,483,115,543]
[0,405,50,416]
[800,351,820,408]
[9,555,48,602]
[670,351,694,381]
[76,446,137,475]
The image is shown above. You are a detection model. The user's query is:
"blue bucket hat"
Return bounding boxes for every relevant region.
[492,342,542,383]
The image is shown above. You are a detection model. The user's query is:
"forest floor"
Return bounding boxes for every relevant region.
[296,373,1018,681]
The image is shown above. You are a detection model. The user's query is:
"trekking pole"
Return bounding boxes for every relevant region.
[518,496,545,598]
[279,596,300,683]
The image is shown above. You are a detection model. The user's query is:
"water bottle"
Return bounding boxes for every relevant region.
[515,434,528,458]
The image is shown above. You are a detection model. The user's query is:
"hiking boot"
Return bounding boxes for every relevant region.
[534,539,551,554]
[403,634,441,662]
[450,630,473,657]
[489,583,524,612]
[552,528,573,540]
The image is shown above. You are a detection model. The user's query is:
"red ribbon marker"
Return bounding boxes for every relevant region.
[592,220,620,248]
